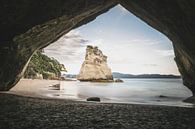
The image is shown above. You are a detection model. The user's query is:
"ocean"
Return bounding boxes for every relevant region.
[45,78,193,107]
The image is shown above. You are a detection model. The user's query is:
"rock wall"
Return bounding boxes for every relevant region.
[0,0,195,94]
[77,46,113,81]
[0,0,116,90]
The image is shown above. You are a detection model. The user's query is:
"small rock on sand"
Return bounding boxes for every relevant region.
[87,97,101,102]
[159,95,168,98]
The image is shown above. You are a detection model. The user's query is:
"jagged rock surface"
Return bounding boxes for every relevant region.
[77,46,113,81]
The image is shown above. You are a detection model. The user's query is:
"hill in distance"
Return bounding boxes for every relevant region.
[64,72,181,79]
[112,72,181,79]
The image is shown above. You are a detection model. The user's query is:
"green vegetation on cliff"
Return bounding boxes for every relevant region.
[24,50,66,79]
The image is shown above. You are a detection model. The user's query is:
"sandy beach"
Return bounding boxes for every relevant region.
[9,79,60,98]
[0,79,194,129]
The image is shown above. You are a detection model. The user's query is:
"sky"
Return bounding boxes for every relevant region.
[44,4,180,75]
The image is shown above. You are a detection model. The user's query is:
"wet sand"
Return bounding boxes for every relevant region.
[0,93,195,129]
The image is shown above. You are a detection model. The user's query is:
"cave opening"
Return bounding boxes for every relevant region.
[10,4,193,107]
[1,1,195,128]
[44,4,181,78]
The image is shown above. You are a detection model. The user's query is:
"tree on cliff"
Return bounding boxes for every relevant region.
[24,50,66,79]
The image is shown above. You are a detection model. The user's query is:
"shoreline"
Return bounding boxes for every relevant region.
[8,79,194,108]
[1,92,193,109]
[4,91,195,108]
[0,93,195,129]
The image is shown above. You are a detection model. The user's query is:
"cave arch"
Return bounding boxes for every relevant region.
[0,0,195,95]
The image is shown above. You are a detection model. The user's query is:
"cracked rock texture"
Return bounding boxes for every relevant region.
[77,45,113,81]
[0,0,195,94]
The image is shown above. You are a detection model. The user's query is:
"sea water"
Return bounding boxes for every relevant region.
[47,78,194,107]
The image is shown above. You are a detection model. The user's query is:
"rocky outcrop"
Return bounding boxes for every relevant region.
[77,46,113,81]
[31,73,43,80]
[0,0,195,95]
[114,79,124,83]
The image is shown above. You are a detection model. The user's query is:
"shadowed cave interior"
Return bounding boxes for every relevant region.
[0,0,195,98]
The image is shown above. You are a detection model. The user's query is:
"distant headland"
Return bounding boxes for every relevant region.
[65,72,180,79]
[112,72,181,79]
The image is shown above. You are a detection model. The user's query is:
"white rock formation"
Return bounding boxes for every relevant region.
[77,45,113,81]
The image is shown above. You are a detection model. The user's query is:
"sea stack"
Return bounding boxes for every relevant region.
[77,45,113,82]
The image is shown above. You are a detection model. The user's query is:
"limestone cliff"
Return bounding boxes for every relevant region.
[77,46,113,81]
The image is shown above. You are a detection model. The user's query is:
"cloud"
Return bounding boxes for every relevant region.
[43,30,89,62]
[143,64,158,67]
[122,39,162,46]
[42,5,178,75]
[155,50,175,57]
[65,30,81,37]
[90,39,103,46]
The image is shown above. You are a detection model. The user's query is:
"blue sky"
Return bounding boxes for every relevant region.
[44,4,179,75]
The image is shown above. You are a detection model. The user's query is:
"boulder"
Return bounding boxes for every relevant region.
[77,45,113,82]
[49,84,60,90]
[159,95,168,98]
[114,79,124,82]
[86,97,101,102]
[184,96,195,103]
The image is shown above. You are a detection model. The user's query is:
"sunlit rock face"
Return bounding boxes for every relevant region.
[77,46,113,81]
